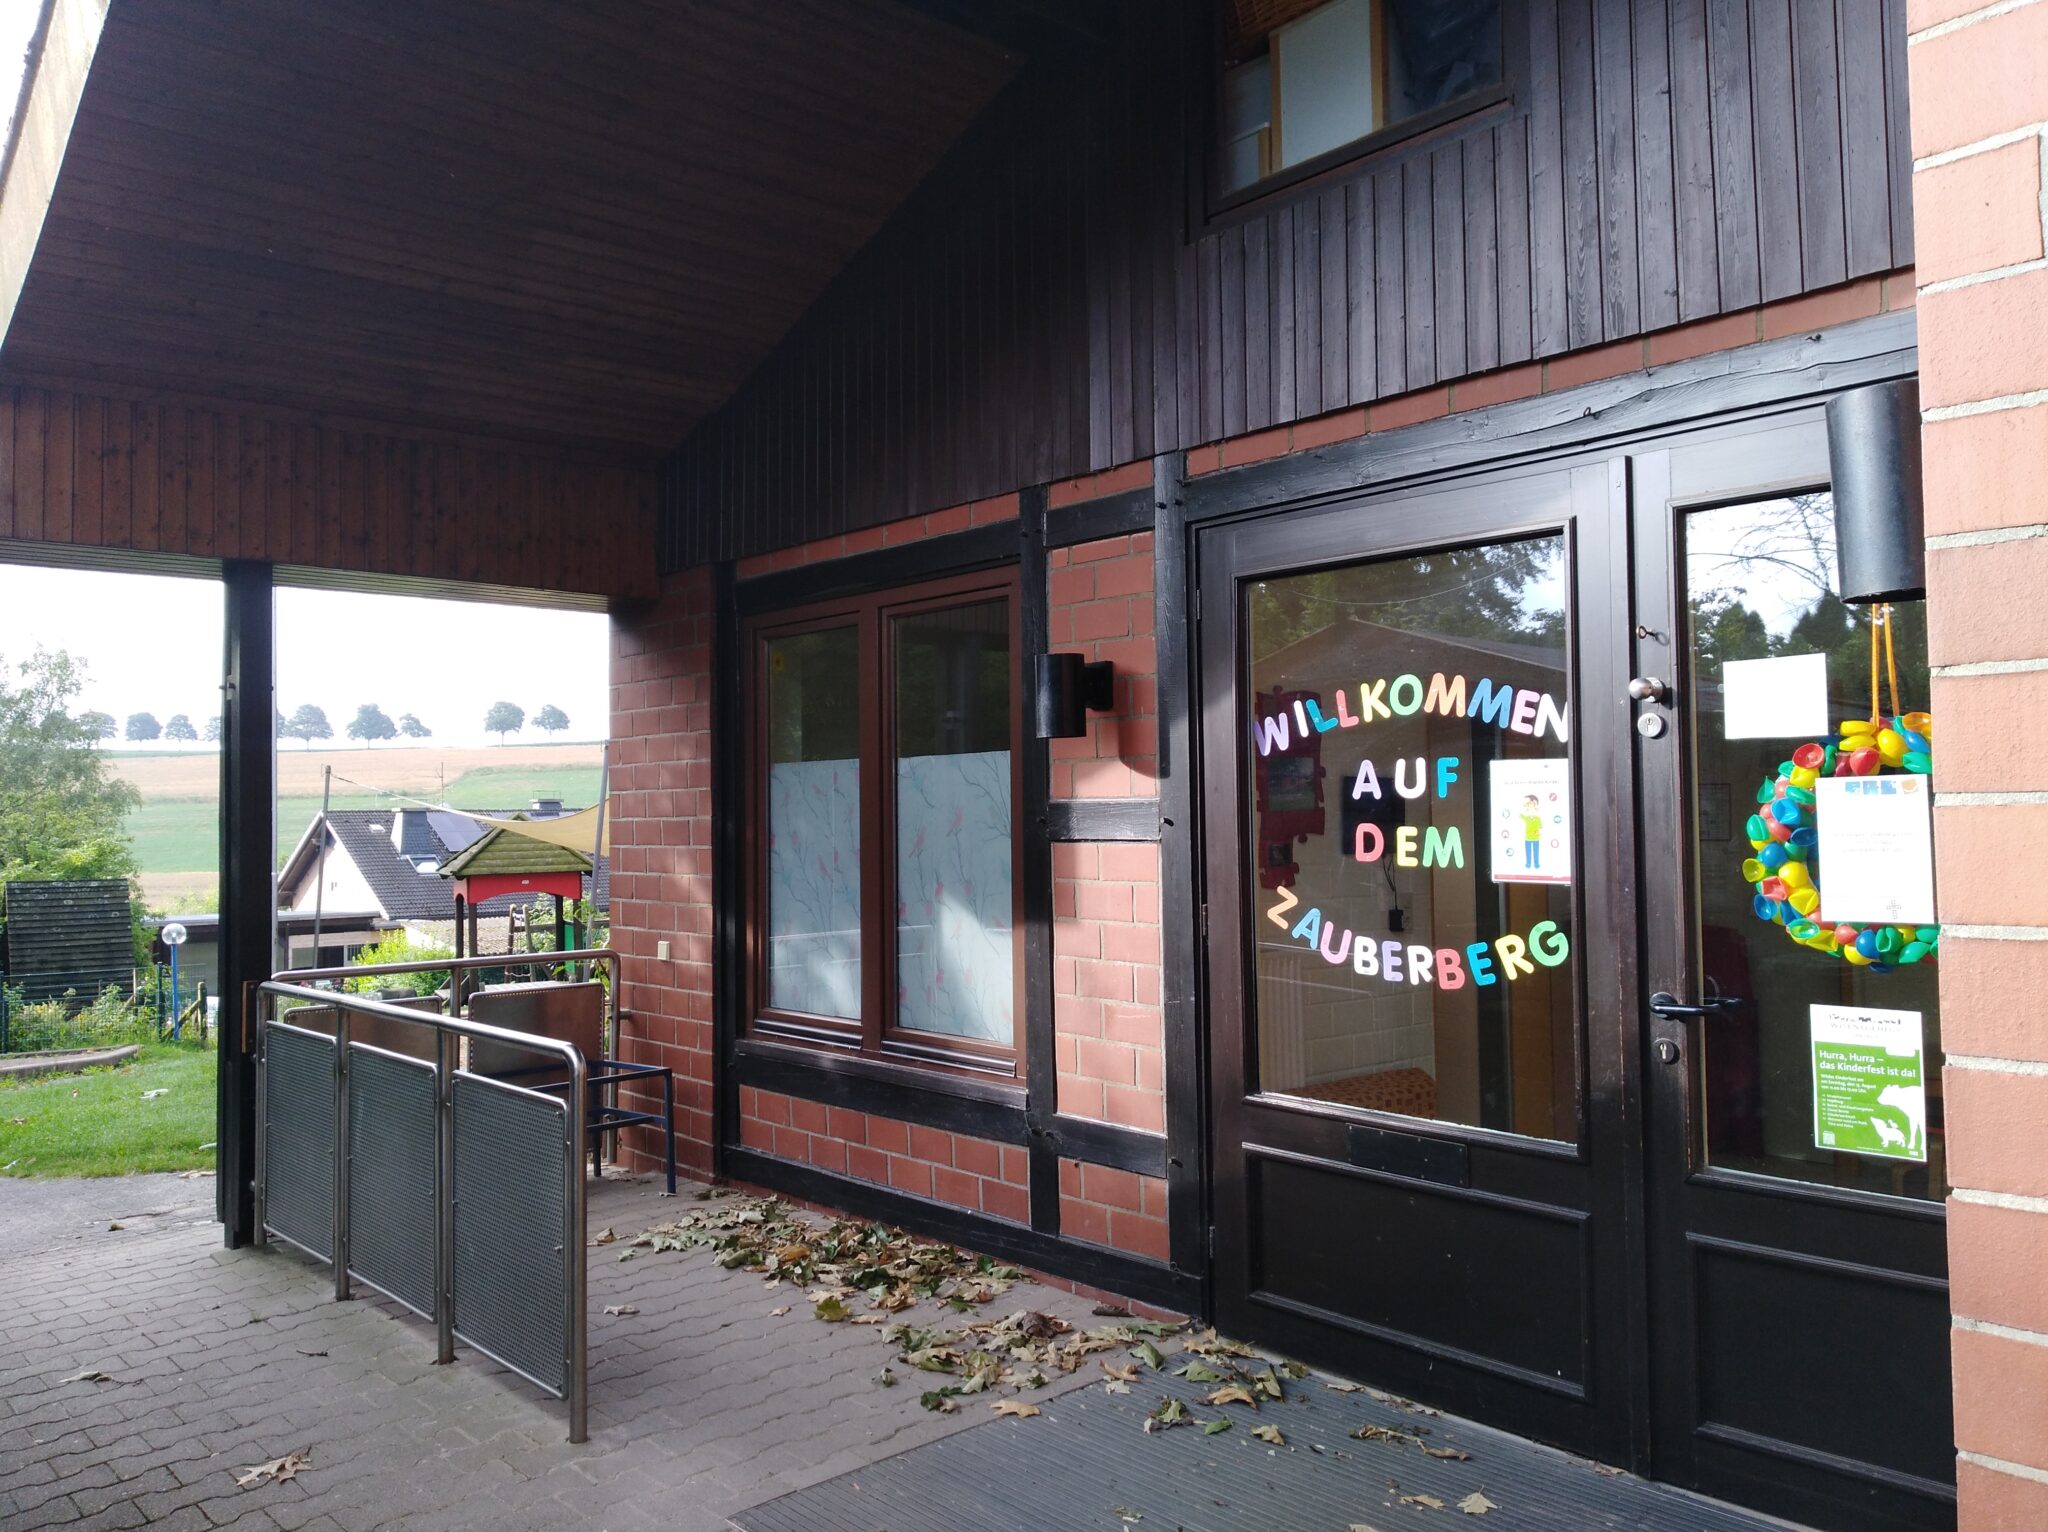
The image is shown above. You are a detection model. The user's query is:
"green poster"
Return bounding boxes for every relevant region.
[1810,1004,1926,1162]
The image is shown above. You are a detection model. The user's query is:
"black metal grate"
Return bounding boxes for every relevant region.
[346,1045,437,1315]
[452,1072,568,1395]
[263,1025,335,1260]
[734,1346,1797,1532]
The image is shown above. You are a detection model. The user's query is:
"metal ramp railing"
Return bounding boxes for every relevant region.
[254,975,592,1441]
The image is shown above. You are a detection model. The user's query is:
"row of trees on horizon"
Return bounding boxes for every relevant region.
[81,701,575,746]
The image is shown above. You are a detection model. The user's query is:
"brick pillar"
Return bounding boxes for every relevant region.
[1910,3,2048,1525]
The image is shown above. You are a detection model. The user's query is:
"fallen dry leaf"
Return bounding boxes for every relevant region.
[59,1368,114,1384]
[1353,1423,1416,1446]
[1423,1445,1471,1461]
[768,1305,791,1317]
[140,1089,169,1100]
[1250,1424,1285,1445]
[1325,1380,1364,1393]
[1398,1492,1448,1510]
[1103,1379,1131,1395]
[1202,1384,1258,1409]
[1458,1492,1497,1516]
[234,1447,311,1488]
[1348,1524,1384,1532]
[1201,1417,1231,1436]
[601,1304,638,1317]
[106,1222,124,1232]
[1101,1360,1139,1383]
[592,1227,617,1245]
[990,1400,1040,1418]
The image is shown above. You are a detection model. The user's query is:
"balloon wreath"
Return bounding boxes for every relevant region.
[1740,605,1937,971]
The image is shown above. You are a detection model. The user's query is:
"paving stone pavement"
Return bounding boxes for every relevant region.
[0,1172,1117,1531]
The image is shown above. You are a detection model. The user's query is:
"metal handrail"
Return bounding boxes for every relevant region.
[255,978,589,1442]
[272,945,624,1028]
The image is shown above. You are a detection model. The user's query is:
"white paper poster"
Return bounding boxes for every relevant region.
[1488,757,1572,886]
[1810,1004,1927,1162]
[1721,652,1830,739]
[1813,774,1937,925]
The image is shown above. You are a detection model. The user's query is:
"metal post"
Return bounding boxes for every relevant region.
[435,1028,455,1365]
[587,744,608,990]
[566,1047,588,1444]
[169,943,182,1043]
[252,998,268,1248]
[333,1008,351,1301]
[311,764,331,965]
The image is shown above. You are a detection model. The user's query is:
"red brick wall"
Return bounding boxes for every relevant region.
[1046,532,1158,798]
[739,1088,1030,1224]
[1045,526,1169,1136]
[1052,842,1165,1132]
[1057,1158,1168,1263]
[609,566,717,1174]
[1909,2,2048,1523]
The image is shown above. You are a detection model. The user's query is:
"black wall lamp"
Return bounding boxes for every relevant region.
[1033,653,1116,738]
[1827,378,1926,604]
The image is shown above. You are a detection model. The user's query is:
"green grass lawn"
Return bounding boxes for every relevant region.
[0,1045,218,1177]
[122,764,603,880]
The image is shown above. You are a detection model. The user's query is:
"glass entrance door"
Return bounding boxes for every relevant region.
[1633,418,1953,1531]
[1196,407,1955,1529]
[1197,460,1642,1464]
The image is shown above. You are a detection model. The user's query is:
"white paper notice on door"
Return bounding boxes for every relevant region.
[1813,774,1937,926]
[1488,756,1573,886]
[1721,652,1831,739]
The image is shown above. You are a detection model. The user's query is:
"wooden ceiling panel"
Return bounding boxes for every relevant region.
[0,0,1019,450]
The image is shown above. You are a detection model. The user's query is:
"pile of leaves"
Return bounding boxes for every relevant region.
[626,1191,1183,1412]
[627,1191,1032,1319]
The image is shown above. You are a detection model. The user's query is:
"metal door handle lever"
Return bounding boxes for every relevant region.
[1649,991,1728,1018]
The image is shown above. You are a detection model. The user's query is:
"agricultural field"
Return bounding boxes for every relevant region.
[115,743,604,911]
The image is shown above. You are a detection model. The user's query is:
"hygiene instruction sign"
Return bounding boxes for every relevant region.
[1810,1003,1926,1162]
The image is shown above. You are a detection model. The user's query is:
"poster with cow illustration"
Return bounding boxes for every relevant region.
[1810,1004,1926,1163]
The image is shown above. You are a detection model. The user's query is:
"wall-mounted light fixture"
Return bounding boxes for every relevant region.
[1827,378,1925,604]
[1033,653,1115,739]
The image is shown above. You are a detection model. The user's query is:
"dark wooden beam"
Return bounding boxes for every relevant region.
[216,559,276,1247]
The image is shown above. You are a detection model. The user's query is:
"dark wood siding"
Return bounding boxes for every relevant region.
[663,0,1914,570]
[1,880,132,1005]
[0,384,658,600]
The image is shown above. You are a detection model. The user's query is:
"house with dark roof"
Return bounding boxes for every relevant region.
[276,803,610,964]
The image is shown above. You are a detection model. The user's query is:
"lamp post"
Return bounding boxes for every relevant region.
[161,922,189,1041]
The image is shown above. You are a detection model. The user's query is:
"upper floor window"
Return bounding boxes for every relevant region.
[1218,0,1504,200]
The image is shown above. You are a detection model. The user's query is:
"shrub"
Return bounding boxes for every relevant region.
[343,935,453,998]
[2,986,156,1054]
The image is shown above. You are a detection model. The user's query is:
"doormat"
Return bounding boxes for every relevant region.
[731,1343,1791,1532]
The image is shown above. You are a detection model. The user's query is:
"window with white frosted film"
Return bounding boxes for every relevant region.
[765,627,861,1019]
[1245,534,1578,1142]
[893,600,1014,1045]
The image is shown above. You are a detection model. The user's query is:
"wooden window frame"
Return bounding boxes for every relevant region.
[743,567,1025,1080]
[1197,0,1521,230]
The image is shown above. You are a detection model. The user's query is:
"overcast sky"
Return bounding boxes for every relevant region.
[0,564,610,748]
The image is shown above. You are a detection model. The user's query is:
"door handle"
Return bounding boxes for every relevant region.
[1648,991,1728,1018]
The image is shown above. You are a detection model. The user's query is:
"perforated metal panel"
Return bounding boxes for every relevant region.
[452,1072,568,1395]
[263,1024,335,1259]
[346,1045,437,1315]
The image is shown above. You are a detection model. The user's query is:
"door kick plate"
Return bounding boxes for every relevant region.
[1346,1123,1469,1187]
